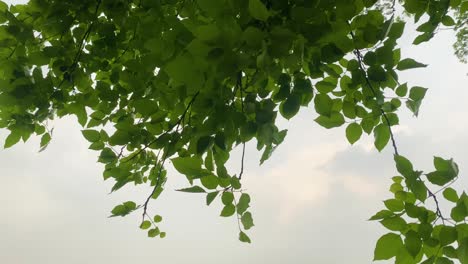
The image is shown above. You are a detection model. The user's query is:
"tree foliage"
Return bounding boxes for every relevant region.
[0,0,467,263]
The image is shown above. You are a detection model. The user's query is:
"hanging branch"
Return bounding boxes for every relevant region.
[237,71,246,180]
[349,27,451,223]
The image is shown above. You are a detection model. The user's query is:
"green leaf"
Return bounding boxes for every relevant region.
[110,201,137,217]
[40,133,51,148]
[388,22,405,39]
[409,86,428,101]
[439,226,457,246]
[237,193,251,215]
[239,231,251,243]
[140,220,151,230]
[345,123,362,144]
[241,212,255,230]
[221,191,234,205]
[206,191,219,206]
[427,170,456,186]
[200,174,218,189]
[441,16,455,26]
[404,230,422,257]
[451,202,467,222]
[314,93,333,117]
[394,155,414,178]
[81,130,100,143]
[374,233,403,260]
[171,156,209,179]
[384,199,404,212]
[280,94,301,119]
[374,124,390,151]
[220,204,236,217]
[397,58,427,70]
[153,215,162,223]
[148,228,160,238]
[443,188,458,203]
[395,83,408,97]
[368,66,387,82]
[99,148,117,164]
[458,238,468,264]
[380,216,407,231]
[176,186,206,193]
[4,131,21,148]
[369,210,394,221]
[230,177,242,189]
[197,136,212,154]
[314,112,345,129]
[248,0,270,21]
[159,232,166,238]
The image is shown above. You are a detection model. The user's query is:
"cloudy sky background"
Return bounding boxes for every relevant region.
[1,1,467,263]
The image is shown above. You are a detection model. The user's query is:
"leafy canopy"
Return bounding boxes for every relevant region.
[0,0,467,263]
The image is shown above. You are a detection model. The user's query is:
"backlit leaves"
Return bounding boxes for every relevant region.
[373,124,390,151]
[0,0,466,252]
[374,233,403,260]
[346,123,362,144]
[397,58,427,71]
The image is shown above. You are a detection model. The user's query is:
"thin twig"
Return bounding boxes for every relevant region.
[353,48,400,156]
[237,72,246,180]
[123,91,199,163]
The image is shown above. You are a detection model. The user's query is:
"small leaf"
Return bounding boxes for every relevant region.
[369,210,394,221]
[110,201,137,217]
[394,155,414,178]
[153,215,162,223]
[409,86,428,101]
[220,204,236,217]
[148,228,160,238]
[98,148,117,164]
[237,193,251,215]
[140,221,151,230]
[280,94,301,119]
[397,58,427,70]
[443,188,458,203]
[159,232,166,238]
[314,112,345,129]
[176,186,206,193]
[171,156,209,179]
[221,192,234,205]
[374,124,390,151]
[239,231,251,243]
[241,212,255,230]
[441,15,455,26]
[4,131,21,148]
[200,174,219,189]
[206,191,219,206]
[384,199,404,212]
[230,177,242,189]
[395,83,408,97]
[374,233,403,260]
[81,130,100,142]
[345,123,362,144]
[380,216,407,231]
[40,133,51,147]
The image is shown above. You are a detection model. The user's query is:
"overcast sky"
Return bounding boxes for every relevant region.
[1,1,467,263]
